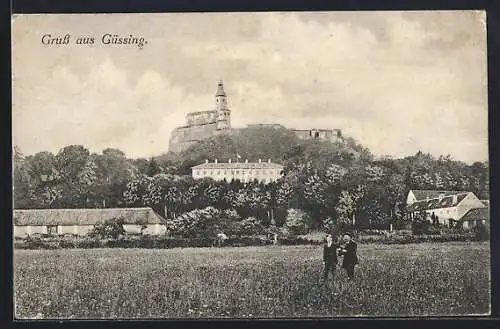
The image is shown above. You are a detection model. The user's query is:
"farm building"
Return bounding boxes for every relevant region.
[460,206,489,230]
[405,189,487,228]
[406,189,468,205]
[13,207,167,237]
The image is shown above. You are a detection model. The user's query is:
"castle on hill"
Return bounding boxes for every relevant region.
[168,81,344,153]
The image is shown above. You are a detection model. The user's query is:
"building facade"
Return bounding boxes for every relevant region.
[405,189,487,228]
[13,207,167,237]
[191,159,284,184]
[461,207,489,230]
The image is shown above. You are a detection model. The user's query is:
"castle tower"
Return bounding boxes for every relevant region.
[215,80,231,130]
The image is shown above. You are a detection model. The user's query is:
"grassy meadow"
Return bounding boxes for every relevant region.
[14,242,490,319]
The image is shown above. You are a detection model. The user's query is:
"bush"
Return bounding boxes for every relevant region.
[238,217,265,236]
[412,219,431,235]
[88,217,126,239]
[473,222,489,241]
[166,207,242,238]
[284,209,311,236]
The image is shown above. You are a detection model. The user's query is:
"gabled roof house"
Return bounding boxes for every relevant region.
[13,207,167,237]
[406,189,488,229]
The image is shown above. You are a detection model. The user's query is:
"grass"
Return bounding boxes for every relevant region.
[13,242,490,319]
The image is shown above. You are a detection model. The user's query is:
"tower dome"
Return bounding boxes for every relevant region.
[215,80,226,97]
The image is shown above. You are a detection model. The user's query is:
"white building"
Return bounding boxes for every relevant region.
[191,158,284,184]
[406,189,487,227]
[13,207,167,237]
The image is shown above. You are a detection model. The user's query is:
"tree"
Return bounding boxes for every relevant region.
[146,158,162,177]
[335,186,364,231]
[276,180,295,209]
[322,217,339,235]
[365,165,385,183]
[13,146,32,208]
[325,164,347,186]
[95,148,135,208]
[123,174,162,210]
[54,145,91,207]
[238,217,265,236]
[165,206,240,238]
[303,173,328,228]
[55,145,90,181]
[284,209,311,236]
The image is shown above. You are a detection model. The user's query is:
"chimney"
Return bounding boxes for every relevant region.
[452,195,458,204]
[268,159,271,163]
[215,159,218,163]
[205,159,209,164]
[245,159,248,163]
[258,159,262,163]
[228,159,232,163]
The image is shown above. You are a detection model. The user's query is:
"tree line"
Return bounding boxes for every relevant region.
[13,127,489,231]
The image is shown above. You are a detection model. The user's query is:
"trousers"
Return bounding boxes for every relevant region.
[344,265,355,279]
[323,263,336,280]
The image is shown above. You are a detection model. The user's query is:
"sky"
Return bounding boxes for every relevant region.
[12,11,488,163]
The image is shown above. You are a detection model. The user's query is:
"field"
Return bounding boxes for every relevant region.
[14,242,490,319]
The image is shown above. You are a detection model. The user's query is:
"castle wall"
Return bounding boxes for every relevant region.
[186,110,217,126]
[247,124,285,129]
[169,122,221,153]
[292,129,343,142]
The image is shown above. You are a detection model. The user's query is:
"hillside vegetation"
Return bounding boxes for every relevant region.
[13,126,489,232]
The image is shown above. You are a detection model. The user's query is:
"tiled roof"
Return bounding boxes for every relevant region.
[192,161,284,170]
[460,207,489,222]
[410,190,469,201]
[13,208,165,226]
[406,193,469,212]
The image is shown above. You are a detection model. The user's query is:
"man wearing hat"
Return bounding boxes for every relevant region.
[339,233,358,280]
[322,234,339,282]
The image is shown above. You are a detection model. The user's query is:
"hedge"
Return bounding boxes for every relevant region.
[14,231,487,250]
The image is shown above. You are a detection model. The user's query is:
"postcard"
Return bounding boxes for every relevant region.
[12,11,490,319]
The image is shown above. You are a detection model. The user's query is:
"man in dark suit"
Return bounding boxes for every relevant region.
[322,234,339,282]
[339,233,358,280]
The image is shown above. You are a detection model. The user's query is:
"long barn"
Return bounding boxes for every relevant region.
[13,207,167,237]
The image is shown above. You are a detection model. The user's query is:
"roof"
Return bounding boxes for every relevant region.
[460,207,489,222]
[13,208,165,226]
[192,161,284,170]
[481,200,489,207]
[215,80,226,97]
[409,190,468,201]
[406,193,469,212]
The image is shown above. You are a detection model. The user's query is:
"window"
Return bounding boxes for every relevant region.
[47,225,58,236]
[203,171,206,175]
[217,171,220,175]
